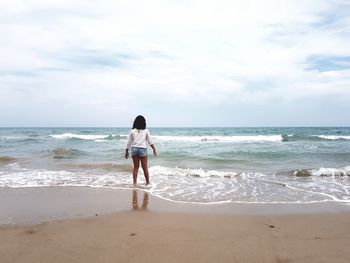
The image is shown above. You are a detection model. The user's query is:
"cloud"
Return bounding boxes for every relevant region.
[305,55,350,71]
[0,0,349,126]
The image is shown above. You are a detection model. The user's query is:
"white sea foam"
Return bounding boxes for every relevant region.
[310,166,350,176]
[149,165,238,178]
[49,133,350,142]
[152,135,282,142]
[0,167,131,188]
[50,133,283,143]
[50,133,127,141]
[51,133,109,140]
[317,135,350,140]
[1,165,349,204]
[0,135,38,141]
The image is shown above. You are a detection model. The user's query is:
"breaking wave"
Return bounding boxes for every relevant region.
[1,164,349,204]
[282,134,350,142]
[152,135,282,142]
[0,156,17,166]
[40,133,350,143]
[294,166,350,177]
[50,133,127,141]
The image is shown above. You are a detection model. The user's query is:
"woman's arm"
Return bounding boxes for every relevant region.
[125,131,133,159]
[146,130,156,156]
[150,144,157,157]
[125,148,129,159]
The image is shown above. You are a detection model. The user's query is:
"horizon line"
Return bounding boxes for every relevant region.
[1,126,350,128]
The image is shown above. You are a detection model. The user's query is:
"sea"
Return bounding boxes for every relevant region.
[0,127,350,204]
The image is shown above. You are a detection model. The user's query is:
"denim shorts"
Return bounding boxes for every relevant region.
[131,147,147,157]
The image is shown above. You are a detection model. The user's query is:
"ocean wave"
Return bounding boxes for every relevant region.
[0,166,133,190]
[1,164,349,204]
[0,135,24,141]
[149,166,350,203]
[152,135,282,142]
[282,134,350,142]
[52,148,86,159]
[0,135,39,142]
[28,133,350,143]
[293,166,350,177]
[144,134,350,142]
[0,156,17,166]
[50,133,284,142]
[311,167,350,177]
[318,135,350,140]
[149,165,239,178]
[50,133,127,141]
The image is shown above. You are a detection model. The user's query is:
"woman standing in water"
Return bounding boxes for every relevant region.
[125,115,157,185]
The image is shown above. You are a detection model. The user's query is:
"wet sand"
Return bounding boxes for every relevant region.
[0,187,350,262]
[1,187,350,225]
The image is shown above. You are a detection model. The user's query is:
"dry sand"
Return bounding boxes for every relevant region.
[1,209,350,263]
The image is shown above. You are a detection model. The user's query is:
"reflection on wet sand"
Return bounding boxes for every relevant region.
[132,190,149,211]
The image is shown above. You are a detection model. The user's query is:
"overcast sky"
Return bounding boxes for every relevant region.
[0,0,349,127]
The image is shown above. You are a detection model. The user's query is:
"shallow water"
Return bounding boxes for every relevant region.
[0,127,350,204]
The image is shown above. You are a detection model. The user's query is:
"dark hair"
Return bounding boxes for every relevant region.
[132,115,146,129]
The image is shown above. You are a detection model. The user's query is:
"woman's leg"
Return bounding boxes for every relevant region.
[140,156,150,185]
[132,156,140,185]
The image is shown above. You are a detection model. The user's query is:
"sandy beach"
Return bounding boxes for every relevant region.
[2,0,350,261]
[1,187,350,263]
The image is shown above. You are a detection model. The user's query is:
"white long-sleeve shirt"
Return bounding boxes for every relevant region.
[126,128,153,149]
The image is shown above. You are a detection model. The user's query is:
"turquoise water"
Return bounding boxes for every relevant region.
[1,127,350,204]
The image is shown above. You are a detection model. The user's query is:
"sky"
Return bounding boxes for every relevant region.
[0,0,350,127]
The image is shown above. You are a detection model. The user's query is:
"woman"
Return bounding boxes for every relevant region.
[125,115,157,185]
